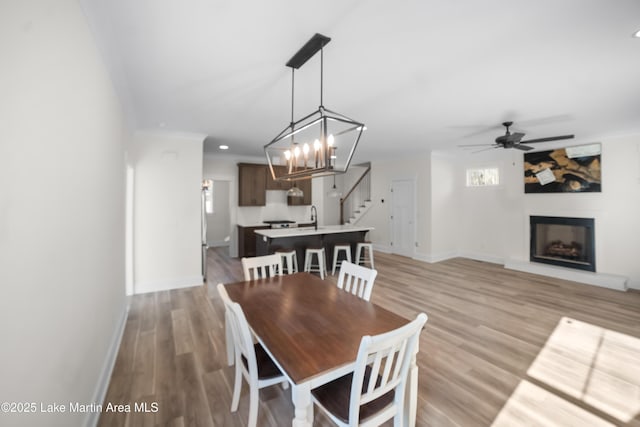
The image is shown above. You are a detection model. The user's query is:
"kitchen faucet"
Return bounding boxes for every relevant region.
[310,205,318,230]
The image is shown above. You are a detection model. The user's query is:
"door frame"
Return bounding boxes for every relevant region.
[389,177,417,258]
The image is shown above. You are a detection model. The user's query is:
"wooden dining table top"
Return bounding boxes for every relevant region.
[224,272,410,385]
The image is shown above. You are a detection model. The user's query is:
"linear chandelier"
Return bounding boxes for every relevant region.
[264,33,365,182]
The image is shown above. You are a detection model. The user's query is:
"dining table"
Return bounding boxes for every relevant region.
[223,272,421,427]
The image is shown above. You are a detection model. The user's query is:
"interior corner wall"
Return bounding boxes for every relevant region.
[429,153,461,261]
[132,132,204,293]
[0,1,128,426]
[368,153,431,256]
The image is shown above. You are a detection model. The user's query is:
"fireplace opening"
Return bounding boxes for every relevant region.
[530,216,595,272]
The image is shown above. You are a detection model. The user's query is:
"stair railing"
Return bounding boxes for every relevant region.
[340,163,371,224]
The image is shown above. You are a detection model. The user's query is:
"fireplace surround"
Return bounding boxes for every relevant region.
[530,216,595,272]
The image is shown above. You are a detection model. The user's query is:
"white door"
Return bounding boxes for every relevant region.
[391,179,415,257]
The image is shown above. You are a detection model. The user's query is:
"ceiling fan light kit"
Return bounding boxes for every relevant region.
[264,33,365,182]
[459,120,574,153]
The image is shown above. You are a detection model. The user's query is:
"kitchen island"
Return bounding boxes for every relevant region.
[255,225,373,269]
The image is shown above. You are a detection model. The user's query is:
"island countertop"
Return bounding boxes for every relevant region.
[254,224,373,239]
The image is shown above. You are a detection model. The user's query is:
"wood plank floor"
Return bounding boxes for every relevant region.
[99,247,640,427]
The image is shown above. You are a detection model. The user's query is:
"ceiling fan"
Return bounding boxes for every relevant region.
[459,121,574,152]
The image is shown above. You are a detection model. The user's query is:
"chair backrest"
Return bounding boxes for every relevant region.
[241,254,282,281]
[216,283,258,383]
[348,313,427,426]
[336,261,378,301]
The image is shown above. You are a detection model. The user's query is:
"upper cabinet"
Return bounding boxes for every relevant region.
[288,179,312,206]
[238,163,267,206]
[265,165,293,191]
[238,163,312,206]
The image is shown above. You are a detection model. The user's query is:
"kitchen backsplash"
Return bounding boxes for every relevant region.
[237,190,312,225]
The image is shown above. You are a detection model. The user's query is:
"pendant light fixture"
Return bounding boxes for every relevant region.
[327,175,342,198]
[287,183,304,198]
[265,33,365,182]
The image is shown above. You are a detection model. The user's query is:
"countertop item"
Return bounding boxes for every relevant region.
[254,224,373,239]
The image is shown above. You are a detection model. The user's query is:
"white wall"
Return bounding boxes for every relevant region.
[430,153,461,261]
[0,1,128,426]
[457,136,640,289]
[131,131,204,293]
[367,138,640,290]
[367,153,432,256]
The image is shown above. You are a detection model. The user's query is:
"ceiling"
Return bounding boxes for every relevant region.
[81,0,640,162]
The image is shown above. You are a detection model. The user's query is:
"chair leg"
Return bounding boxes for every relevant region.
[225,313,234,366]
[231,363,242,412]
[318,253,325,280]
[248,386,259,427]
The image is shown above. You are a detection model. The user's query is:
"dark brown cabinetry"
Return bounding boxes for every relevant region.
[265,165,293,190]
[238,163,267,206]
[288,179,312,206]
[238,163,312,206]
[238,225,270,257]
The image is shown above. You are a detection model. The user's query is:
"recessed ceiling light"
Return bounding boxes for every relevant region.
[634,29,640,38]
[219,145,229,150]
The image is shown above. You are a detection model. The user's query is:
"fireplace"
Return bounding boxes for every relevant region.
[530,216,595,272]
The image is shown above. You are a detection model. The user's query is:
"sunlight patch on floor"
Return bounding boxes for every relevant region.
[491,380,615,427]
[492,317,640,425]
[527,317,640,422]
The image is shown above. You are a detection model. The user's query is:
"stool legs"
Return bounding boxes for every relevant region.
[355,243,374,269]
[332,245,352,275]
[304,248,326,280]
[281,252,298,274]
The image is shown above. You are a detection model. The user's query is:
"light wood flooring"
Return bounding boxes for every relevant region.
[99,247,640,427]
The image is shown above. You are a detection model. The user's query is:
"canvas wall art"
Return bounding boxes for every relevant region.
[524,143,601,193]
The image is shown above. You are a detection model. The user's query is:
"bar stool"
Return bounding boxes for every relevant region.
[355,241,375,269]
[332,243,352,275]
[275,248,298,275]
[304,246,327,280]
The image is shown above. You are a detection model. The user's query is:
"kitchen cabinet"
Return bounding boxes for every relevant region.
[265,165,293,190]
[288,178,312,206]
[238,225,271,257]
[238,163,267,206]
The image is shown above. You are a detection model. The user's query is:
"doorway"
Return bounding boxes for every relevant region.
[205,180,231,248]
[390,178,416,257]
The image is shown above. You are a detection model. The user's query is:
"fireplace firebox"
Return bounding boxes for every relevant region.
[530,216,595,272]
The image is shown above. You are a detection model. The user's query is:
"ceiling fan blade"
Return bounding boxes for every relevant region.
[457,143,493,147]
[514,144,534,151]
[510,132,526,142]
[473,146,500,153]
[520,134,574,144]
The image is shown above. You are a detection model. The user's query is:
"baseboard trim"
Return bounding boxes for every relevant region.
[458,251,505,265]
[84,304,129,427]
[134,275,203,294]
[372,244,392,254]
[417,251,458,263]
[504,260,628,291]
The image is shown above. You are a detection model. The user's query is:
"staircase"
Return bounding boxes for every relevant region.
[340,163,372,225]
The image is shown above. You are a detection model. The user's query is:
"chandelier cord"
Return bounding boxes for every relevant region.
[290,68,295,128]
[320,47,324,108]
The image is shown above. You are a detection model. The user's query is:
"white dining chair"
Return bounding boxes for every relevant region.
[216,284,289,427]
[311,313,428,427]
[241,254,283,281]
[336,261,378,301]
